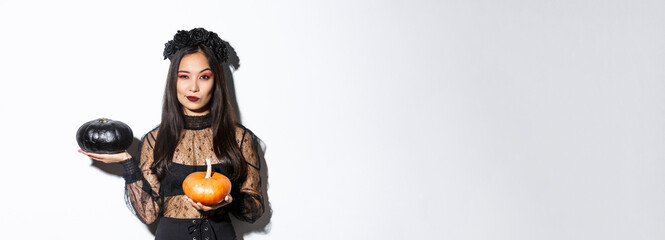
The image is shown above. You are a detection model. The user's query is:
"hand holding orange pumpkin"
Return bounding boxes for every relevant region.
[182,158,232,206]
[185,194,232,211]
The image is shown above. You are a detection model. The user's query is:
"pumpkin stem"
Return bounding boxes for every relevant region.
[101,118,107,124]
[205,158,212,179]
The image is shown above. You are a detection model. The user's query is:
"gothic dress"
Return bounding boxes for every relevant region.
[121,114,264,240]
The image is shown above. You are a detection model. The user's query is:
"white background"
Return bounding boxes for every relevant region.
[1,0,664,239]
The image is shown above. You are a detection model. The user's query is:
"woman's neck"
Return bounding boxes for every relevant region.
[183,108,210,116]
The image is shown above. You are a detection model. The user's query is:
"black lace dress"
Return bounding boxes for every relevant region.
[120,114,264,240]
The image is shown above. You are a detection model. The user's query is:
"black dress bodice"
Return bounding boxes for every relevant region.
[121,114,264,223]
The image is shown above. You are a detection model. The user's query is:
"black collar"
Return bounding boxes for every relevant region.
[183,114,212,130]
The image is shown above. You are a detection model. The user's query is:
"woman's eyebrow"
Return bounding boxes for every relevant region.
[178,68,211,74]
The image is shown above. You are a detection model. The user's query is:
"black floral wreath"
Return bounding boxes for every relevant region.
[163,28,229,63]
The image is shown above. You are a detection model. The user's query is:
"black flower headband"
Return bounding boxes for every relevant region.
[163,28,229,63]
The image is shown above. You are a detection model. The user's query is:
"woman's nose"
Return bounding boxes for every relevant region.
[189,79,200,92]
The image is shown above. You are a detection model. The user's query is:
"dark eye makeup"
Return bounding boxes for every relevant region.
[199,71,213,80]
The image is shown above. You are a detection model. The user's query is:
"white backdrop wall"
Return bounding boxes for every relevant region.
[1,0,664,239]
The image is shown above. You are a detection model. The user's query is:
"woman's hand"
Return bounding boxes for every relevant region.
[78,149,132,164]
[185,195,233,212]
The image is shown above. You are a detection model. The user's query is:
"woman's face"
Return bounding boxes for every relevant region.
[176,51,215,116]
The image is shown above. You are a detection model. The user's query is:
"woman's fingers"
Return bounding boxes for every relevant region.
[78,150,131,163]
[185,195,233,211]
[185,196,202,210]
[205,195,232,210]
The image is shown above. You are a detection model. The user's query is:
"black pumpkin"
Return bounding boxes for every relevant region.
[76,118,133,153]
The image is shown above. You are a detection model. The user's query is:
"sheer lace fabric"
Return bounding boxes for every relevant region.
[123,116,264,224]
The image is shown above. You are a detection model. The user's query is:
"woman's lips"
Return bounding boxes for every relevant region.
[186,96,200,102]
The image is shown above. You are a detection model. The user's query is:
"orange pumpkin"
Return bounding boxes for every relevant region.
[182,158,232,206]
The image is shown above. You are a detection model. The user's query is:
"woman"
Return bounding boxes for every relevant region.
[79,28,264,240]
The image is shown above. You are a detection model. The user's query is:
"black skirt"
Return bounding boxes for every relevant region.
[155,214,236,240]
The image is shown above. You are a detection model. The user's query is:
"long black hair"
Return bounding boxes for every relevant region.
[151,44,247,183]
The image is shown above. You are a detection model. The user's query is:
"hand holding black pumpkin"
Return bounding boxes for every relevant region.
[76,118,134,154]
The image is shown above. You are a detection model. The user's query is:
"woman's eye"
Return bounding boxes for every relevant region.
[200,75,211,80]
[178,75,189,79]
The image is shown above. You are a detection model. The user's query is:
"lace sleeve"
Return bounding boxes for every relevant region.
[121,128,162,224]
[232,125,265,223]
